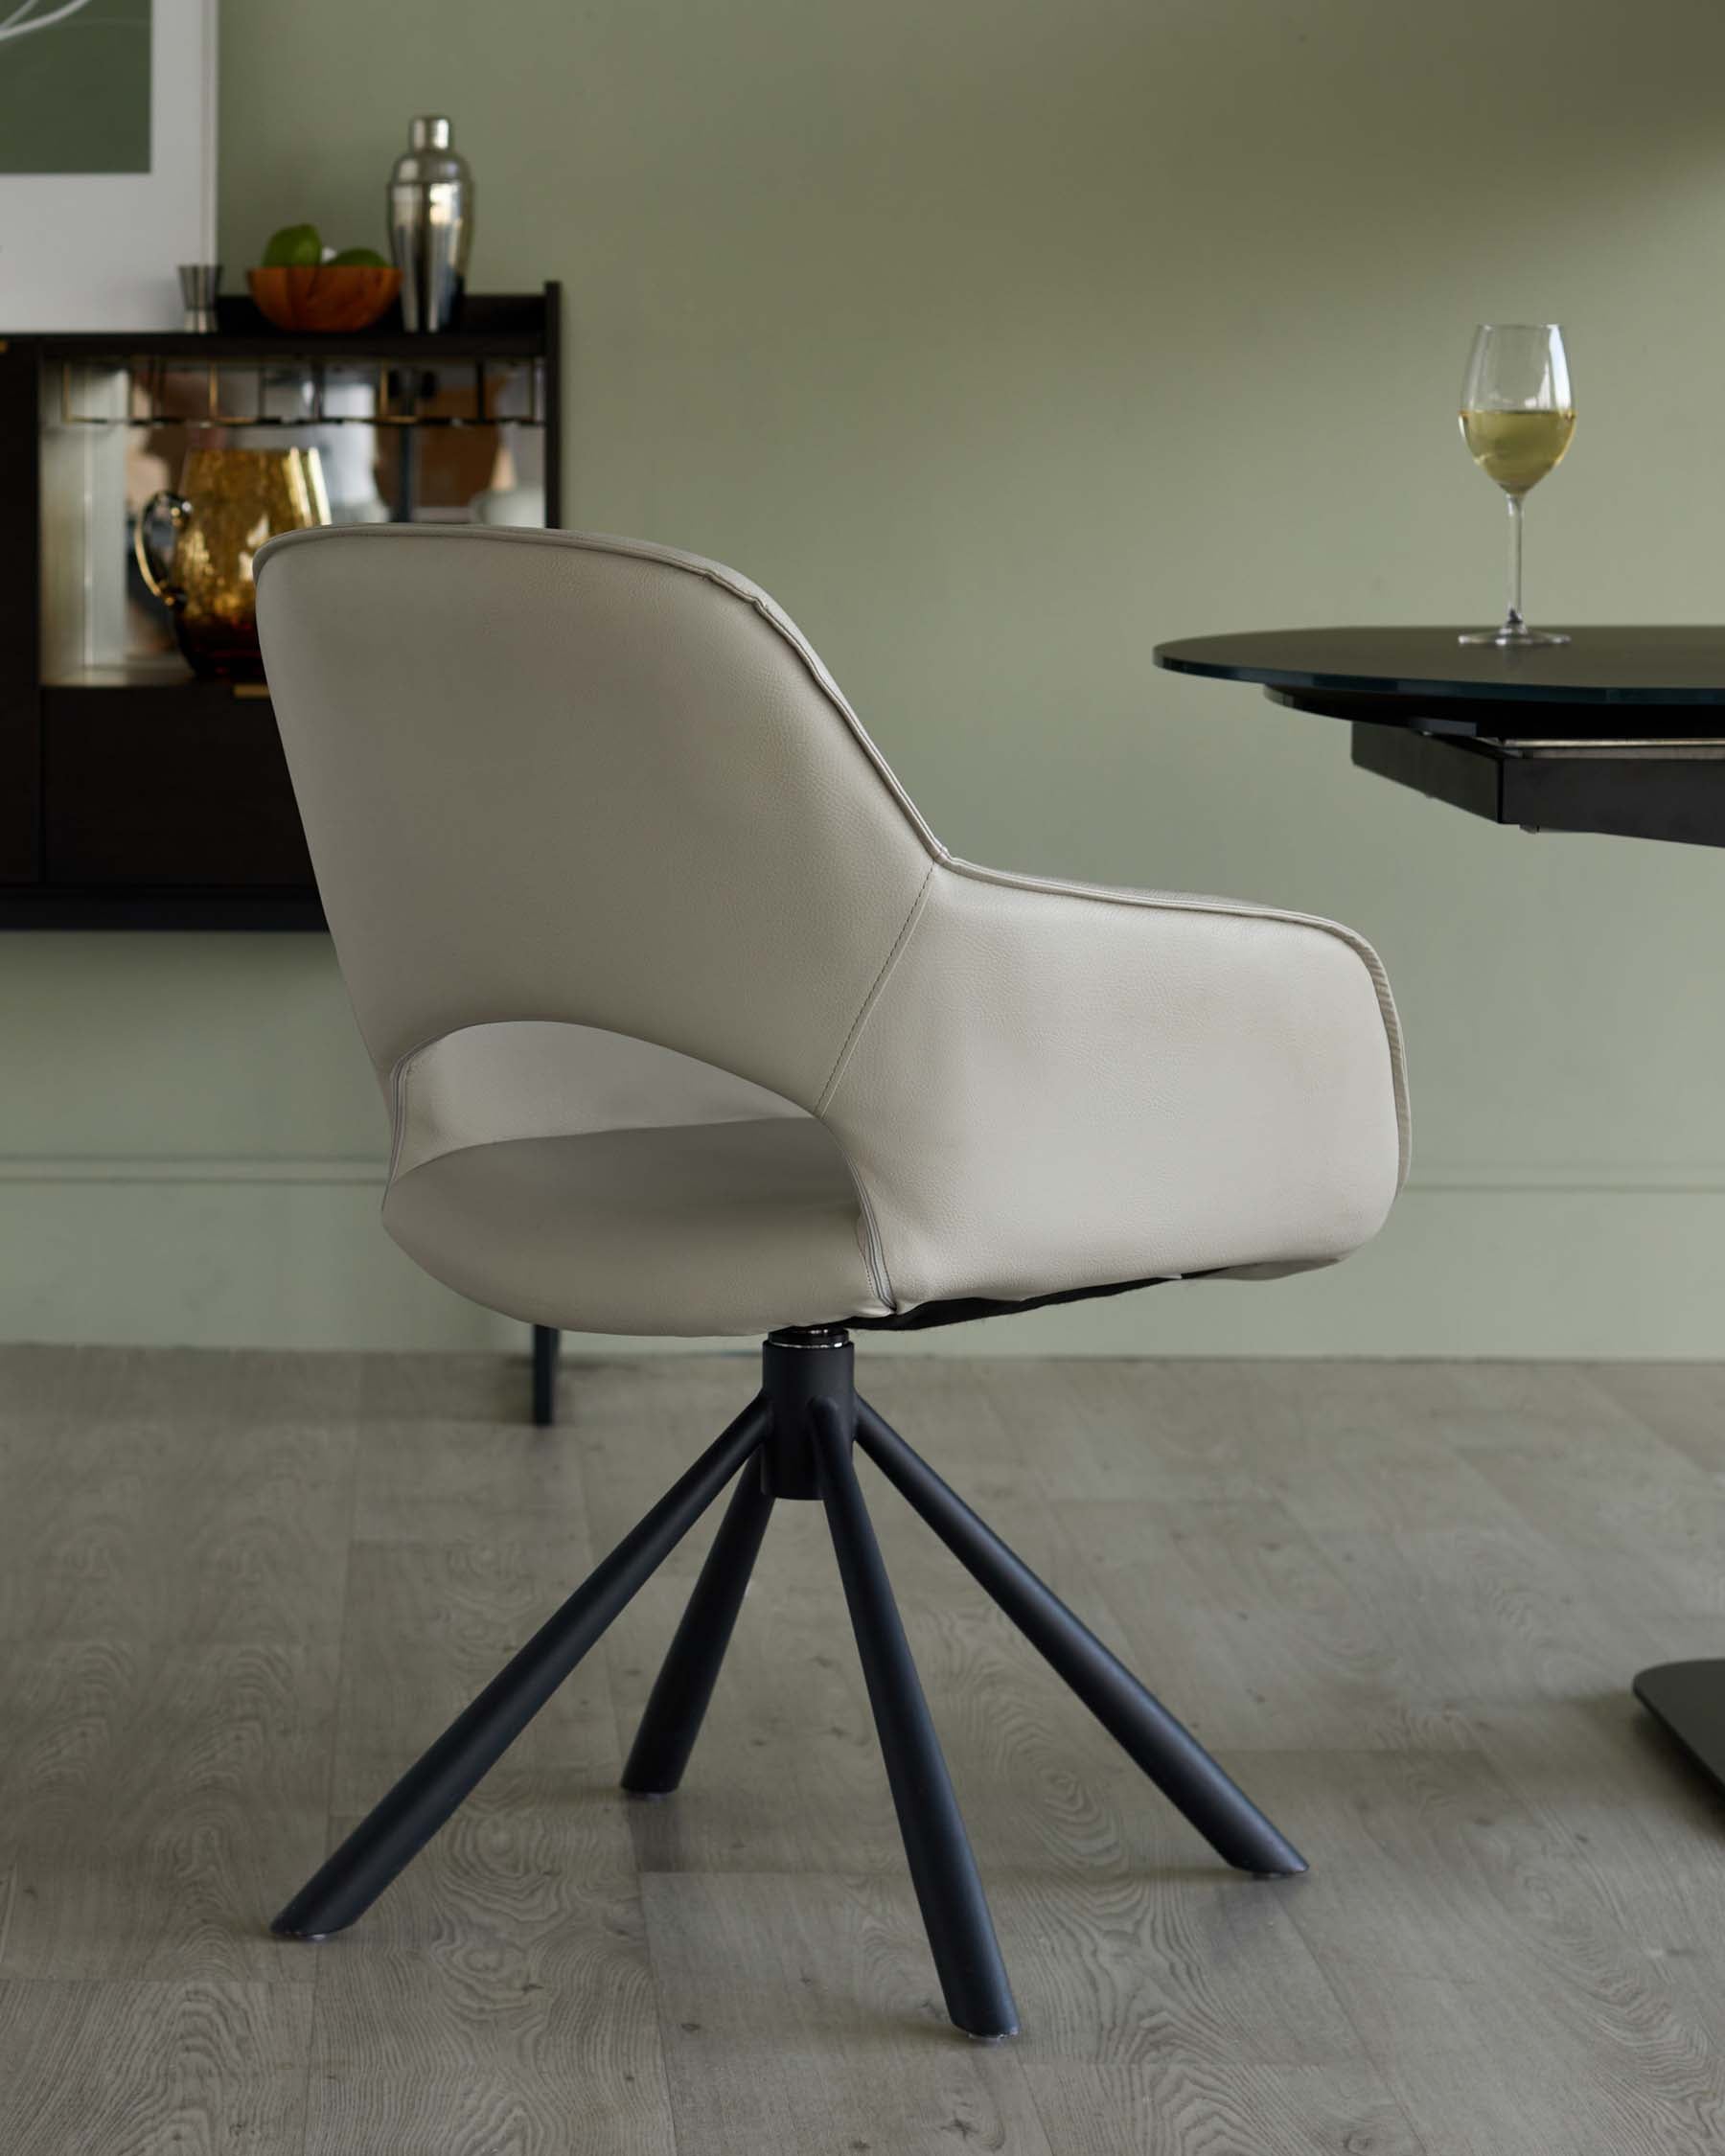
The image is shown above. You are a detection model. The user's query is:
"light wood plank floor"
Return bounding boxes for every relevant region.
[4,1348,1725,2154]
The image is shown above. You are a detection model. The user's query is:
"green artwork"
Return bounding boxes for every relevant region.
[0,0,151,175]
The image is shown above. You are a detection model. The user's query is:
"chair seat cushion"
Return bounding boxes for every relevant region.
[385,1116,886,1338]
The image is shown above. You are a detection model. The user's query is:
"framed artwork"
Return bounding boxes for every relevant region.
[0,0,217,330]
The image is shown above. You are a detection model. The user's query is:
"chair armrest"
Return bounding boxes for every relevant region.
[818,858,1408,1316]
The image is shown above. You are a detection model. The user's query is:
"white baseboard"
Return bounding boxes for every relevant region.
[0,1157,1721,1358]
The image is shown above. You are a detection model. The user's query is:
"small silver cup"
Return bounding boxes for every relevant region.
[178,264,222,334]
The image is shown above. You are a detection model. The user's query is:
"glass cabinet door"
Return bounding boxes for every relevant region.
[43,355,547,685]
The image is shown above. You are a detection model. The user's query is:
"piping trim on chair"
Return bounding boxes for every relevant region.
[812,868,939,1315]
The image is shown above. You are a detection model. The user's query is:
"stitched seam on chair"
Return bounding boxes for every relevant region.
[815,863,934,1115]
[839,1153,895,1313]
[813,873,936,1314]
[385,1056,412,1186]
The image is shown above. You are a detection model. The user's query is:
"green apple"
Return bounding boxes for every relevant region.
[329,246,389,267]
[261,222,322,268]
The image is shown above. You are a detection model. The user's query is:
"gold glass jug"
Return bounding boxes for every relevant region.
[134,447,332,680]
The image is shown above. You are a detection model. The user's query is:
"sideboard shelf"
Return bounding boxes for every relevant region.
[40,290,550,363]
[0,886,325,930]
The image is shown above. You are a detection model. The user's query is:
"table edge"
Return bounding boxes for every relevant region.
[1153,636,1725,706]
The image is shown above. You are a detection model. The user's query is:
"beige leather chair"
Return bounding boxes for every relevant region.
[256,524,1409,2038]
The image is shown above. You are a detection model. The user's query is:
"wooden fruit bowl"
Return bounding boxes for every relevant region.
[247,264,402,333]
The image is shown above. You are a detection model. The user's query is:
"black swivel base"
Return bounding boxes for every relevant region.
[272,1326,1306,2038]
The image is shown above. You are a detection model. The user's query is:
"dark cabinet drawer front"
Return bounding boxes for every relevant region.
[44,686,316,889]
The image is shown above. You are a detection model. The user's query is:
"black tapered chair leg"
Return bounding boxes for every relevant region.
[622,1463,776,1795]
[273,1397,770,1940]
[854,1399,1306,1878]
[531,1324,560,1427]
[812,1399,1020,2040]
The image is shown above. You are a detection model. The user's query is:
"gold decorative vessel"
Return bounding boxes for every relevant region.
[134,447,332,680]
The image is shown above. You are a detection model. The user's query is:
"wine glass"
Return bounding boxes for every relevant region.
[1458,323,1575,647]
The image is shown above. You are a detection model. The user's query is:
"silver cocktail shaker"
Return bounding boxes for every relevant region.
[387,115,473,332]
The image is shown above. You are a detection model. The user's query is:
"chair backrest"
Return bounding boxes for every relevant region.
[255,526,940,1107]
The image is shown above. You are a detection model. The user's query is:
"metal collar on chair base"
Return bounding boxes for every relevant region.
[270,1326,1304,2039]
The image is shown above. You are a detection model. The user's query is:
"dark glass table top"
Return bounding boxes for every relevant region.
[1153,627,1725,706]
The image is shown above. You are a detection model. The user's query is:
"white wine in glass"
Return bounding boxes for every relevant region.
[1458,323,1574,647]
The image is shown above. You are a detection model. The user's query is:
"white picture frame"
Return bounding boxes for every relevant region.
[0,0,217,331]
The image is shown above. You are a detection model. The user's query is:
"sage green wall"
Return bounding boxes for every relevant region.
[8,0,1725,1354]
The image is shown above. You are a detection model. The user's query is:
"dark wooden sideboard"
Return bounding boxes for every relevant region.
[0,286,561,929]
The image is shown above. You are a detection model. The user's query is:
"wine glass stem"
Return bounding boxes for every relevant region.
[1505,493,1525,633]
